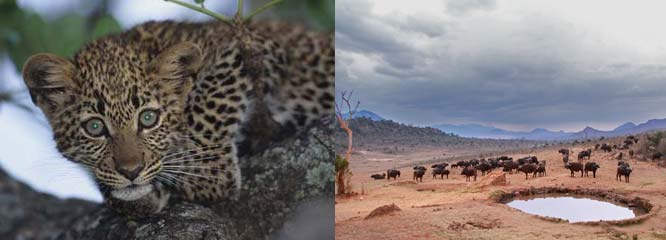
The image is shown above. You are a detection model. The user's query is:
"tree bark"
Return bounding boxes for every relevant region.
[335,114,353,195]
[334,91,358,195]
[0,116,335,240]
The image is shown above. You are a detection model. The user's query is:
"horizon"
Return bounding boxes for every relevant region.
[355,108,661,133]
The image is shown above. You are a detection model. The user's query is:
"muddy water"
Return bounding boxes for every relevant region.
[506,195,638,222]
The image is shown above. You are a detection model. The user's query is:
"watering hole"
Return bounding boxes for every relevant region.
[506,195,641,223]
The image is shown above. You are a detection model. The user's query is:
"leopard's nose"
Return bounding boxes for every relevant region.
[116,164,144,181]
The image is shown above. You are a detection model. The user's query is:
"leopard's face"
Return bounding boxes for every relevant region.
[51,75,184,201]
[22,38,203,201]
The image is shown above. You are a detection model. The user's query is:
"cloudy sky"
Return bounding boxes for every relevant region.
[336,0,666,132]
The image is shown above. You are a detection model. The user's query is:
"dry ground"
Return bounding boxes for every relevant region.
[336,145,666,240]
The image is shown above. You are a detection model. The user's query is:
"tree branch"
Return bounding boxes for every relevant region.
[1,116,335,240]
[246,0,283,21]
[163,0,231,22]
[163,0,283,23]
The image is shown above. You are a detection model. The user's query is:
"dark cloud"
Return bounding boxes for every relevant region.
[335,0,666,131]
[335,1,411,54]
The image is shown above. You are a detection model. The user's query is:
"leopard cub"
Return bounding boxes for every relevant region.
[22,20,333,215]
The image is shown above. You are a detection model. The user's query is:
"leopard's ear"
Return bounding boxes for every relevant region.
[22,54,78,115]
[147,42,202,96]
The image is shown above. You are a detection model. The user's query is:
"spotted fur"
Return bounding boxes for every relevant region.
[21,20,334,213]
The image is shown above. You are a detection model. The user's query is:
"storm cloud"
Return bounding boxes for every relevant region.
[335,0,666,131]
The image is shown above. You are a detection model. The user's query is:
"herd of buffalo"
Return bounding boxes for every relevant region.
[372,136,641,183]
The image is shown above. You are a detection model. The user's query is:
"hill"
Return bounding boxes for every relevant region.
[335,118,543,154]
[341,110,384,121]
[434,118,666,140]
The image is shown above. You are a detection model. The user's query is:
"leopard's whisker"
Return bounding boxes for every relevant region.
[162,165,222,170]
[162,146,221,159]
[162,170,226,180]
[168,136,201,144]
[160,172,191,185]
[161,148,224,161]
[166,173,192,185]
[162,152,218,165]
[159,173,195,189]
[155,174,180,187]
[162,155,220,164]
[161,144,225,159]
[172,133,227,137]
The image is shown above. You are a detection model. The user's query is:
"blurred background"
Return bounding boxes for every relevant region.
[0,0,333,202]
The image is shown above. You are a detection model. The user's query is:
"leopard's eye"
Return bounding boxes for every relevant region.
[139,109,160,129]
[83,118,106,137]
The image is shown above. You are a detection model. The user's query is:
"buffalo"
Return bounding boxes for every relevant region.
[623,139,634,147]
[461,166,477,181]
[475,162,492,176]
[578,149,592,161]
[413,166,426,182]
[565,162,584,177]
[600,144,612,152]
[469,159,480,166]
[558,148,570,155]
[616,162,632,182]
[387,169,401,180]
[431,163,449,169]
[652,152,663,160]
[371,173,386,180]
[562,153,569,166]
[584,162,600,178]
[432,167,450,179]
[517,164,538,180]
[456,160,470,168]
[488,159,500,169]
[536,161,546,177]
[502,161,519,174]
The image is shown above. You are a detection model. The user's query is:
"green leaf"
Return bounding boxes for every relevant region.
[194,0,205,4]
[91,15,122,39]
[0,3,123,73]
[0,0,17,8]
[271,0,333,32]
[335,155,349,172]
[305,0,333,31]
[4,12,50,71]
[49,14,87,58]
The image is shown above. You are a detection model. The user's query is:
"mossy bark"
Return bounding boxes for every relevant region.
[1,116,335,240]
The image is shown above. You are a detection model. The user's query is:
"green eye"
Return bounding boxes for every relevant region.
[83,118,106,137]
[139,109,160,129]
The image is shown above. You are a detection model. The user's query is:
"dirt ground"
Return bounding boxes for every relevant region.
[335,145,666,240]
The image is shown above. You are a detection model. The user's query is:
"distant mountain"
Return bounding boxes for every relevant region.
[433,123,570,140]
[570,126,606,139]
[433,118,666,140]
[524,128,570,140]
[342,110,384,121]
[347,109,666,140]
[626,119,666,134]
[614,122,636,131]
[434,123,516,139]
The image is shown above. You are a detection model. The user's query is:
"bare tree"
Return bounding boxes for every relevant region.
[335,90,359,195]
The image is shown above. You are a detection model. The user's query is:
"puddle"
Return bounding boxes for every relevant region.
[506,194,640,223]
